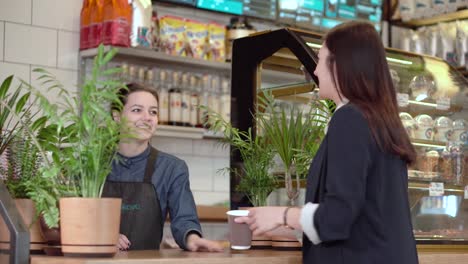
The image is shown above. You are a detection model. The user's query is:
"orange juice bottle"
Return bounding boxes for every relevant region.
[102,0,131,47]
[79,0,91,50]
[89,0,104,48]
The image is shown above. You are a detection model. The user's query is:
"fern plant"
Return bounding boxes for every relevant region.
[3,113,42,198]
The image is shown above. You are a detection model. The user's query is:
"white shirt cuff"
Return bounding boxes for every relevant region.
[300,202,322,245]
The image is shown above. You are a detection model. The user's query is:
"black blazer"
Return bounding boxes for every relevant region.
[302,104,418,264]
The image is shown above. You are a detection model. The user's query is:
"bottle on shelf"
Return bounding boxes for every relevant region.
[137,67,146,84]
[120,62,129,83]
[158,70,170,125]
[89,0,104,48]
[449,142,466,186]
[181,73,191,127]
[198,74,210,128]
[145,68,154,90]
[80,0,92,50]
[152,68,160,89]
[169,71,183,126]
[220,77,231,123]
[208,75,221,120]
[102,0,131,47]
[189,74,200,128]
[128,64,137,83]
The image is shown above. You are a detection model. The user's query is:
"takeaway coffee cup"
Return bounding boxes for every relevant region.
[226,210,252,250]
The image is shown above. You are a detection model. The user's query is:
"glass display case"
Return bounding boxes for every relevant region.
[230,27,468,249]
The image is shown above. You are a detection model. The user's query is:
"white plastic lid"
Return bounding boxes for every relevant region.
[434,116,452,128]
[453,119,467,130]
[415,114,433,126]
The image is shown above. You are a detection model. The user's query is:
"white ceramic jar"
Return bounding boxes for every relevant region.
[434,116,453,142]
[414,114,434,140]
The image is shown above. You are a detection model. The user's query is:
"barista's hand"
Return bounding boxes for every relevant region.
[117,234,131,251]
[186,233,224,252]
[235,207,287,236]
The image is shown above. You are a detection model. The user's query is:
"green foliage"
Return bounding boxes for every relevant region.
[204,90,332,206]
[257,91,331,178]
[0,86,64,227]
[204,108,276,207]
[9,45,125,227]
[0,76,35,157]
[255,91,331,205]
[3,114,42,198]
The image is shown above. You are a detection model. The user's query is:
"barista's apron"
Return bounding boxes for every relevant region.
[102,147,163,250]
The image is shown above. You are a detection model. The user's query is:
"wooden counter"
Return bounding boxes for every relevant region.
[30,249,301,264]
[29,249,468,264]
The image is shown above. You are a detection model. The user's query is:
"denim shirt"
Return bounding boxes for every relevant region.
[107,146,202,250]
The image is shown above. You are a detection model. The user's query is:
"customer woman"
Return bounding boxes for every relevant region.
[235,21,418,264]
[103,83,223,252]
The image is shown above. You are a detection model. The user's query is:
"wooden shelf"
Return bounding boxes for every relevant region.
[408,180,464,193]
[79,46,304,84]
[392,8,468,29]
[399,100,463,116]
[410,138,447,149]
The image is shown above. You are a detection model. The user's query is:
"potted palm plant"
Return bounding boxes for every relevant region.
[205,108,276,207]
[19,45,125,257]
[256,91,332,206]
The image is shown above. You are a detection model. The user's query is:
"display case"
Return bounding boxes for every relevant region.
[230,27,468,250]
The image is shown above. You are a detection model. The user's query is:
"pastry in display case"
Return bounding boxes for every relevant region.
[230,27,468,250]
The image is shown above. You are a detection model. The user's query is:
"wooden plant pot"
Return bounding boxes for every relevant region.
[0,199,46,253]
[39,215,62,256]
[59,197,121,257]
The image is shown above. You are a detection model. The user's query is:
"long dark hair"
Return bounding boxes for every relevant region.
[324,21,416,164]
[111,82,159,112]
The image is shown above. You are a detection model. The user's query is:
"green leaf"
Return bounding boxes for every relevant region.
[15,92,30,113]
[101,46,118,65]
[0,75,13,99]
[31,116,48,131]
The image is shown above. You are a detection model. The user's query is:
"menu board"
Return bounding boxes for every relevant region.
[278,0,297,24]
[338,0,357,19]
[157,0,197,5]
[295,0,323,28]
[356,0,382,23]
[242,0,276,20]
[155,0,382,31]
[287,0,381,31]
[195,0,276,20]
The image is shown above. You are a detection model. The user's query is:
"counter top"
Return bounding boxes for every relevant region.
[29,249,468,264]
[30,249,301,264]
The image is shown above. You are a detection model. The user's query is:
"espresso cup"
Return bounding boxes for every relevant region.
[226,210,252,250]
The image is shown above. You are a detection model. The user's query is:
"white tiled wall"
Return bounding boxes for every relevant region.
[0,62,31,87]
[5,23,58,67]
[0,0,231,206]
[0,0,31,24]
[32,0,81,31]
[58,31,79,70]
[0,22,4,61]
[30,66,78,104]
